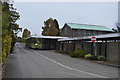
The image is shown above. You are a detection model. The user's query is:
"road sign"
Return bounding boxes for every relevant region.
[91,37,96,42]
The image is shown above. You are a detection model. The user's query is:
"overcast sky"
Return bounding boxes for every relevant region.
[13,2,118,37]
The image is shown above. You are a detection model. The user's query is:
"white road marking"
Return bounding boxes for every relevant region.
[32,50,109,78]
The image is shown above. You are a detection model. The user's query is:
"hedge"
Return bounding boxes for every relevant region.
[70,49,86,58]
[2,35,12,63]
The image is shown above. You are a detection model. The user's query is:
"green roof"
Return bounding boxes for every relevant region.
[66,23,113,32]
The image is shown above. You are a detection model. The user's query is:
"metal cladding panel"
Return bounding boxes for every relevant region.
[58,33,120,41]
[67,23,113,32]
[26,36,68,40]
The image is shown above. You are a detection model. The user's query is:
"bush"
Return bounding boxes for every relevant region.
[10,33,16,53]
[61,50,67,54]
[70,50,86,58]
[2,35,12,63]
[98,56,105,61]
[30,43,42,48]
[92,56,98,60]
[3,35,12,56]
[2,49,7,63]
[85,54,93,60]
[66,51,71,54]
[58,50,61,53]
[85,54,98,60]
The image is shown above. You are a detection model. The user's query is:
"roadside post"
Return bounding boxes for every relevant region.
[91,37,97,56]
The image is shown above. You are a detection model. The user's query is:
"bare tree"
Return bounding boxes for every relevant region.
[112,22,120,32]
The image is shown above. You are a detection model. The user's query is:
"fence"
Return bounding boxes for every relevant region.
[57,41,119,62]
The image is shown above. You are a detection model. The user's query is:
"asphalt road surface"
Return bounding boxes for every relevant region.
[3,43,119,78]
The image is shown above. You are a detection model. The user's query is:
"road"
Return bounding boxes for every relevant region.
[3,43,118,78]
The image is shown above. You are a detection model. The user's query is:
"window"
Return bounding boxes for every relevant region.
[64,28,67,35]
[93,31,97,35]
[98,31,102,35]
[77,30,81,37]
[83,30,86,36]
[87,30,91,36]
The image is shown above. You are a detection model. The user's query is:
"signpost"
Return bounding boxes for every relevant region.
[91,37,96,56]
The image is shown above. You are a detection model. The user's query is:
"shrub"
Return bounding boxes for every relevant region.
[66,51,71,54]
[2,35,12,64]
[98,56,105,61]
[92,56,98,60]
[70,52,80,58]
[70,50,86,58]
[57,50,64,53]
[55,50,58,52]
[84,54,98,60]
[2,49,7,63]
[58,51,61,53]
[30,43,42,48]
[61,50,67,54]
[3,35,12,56]
[58,50,63,53]
[85,54,93,60]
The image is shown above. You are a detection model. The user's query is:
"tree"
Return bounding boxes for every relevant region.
[2,35,12,62]
[41,18,60,36]
[16,37,22,42]
[0,1,2,63]
[112,22,120,32]
[54,19,59,31]
[22,29,29,38]
[1,1,21,63]
[22,28,31,42]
